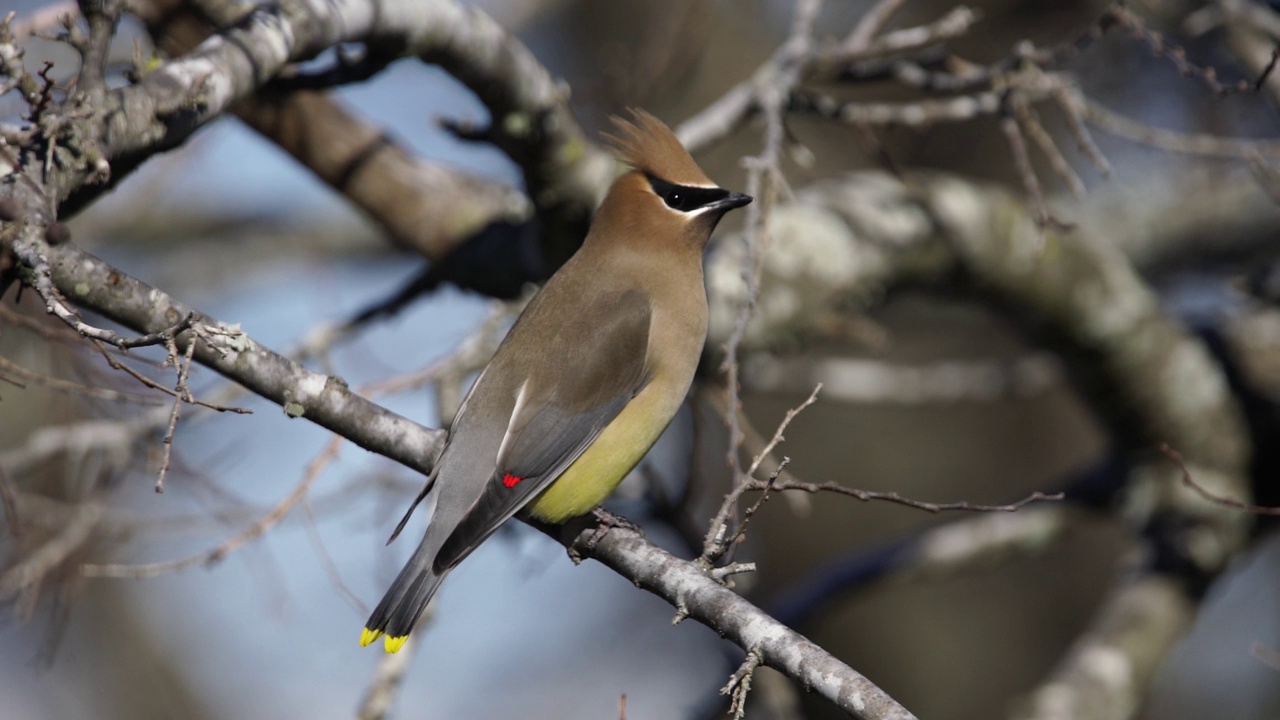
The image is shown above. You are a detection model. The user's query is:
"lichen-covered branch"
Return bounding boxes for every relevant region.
[1009,576,1194,720]
[37,237,446,473]
[556,519,918,720]
[5,0,612,231]
[129,0,532,263]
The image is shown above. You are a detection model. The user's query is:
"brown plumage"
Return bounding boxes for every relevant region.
[361,110,750,653]
[603,109,714,187]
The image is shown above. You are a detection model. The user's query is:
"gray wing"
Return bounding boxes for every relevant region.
[433,289,652,570]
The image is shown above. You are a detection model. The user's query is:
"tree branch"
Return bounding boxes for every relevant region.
[128,0,530,264]
[39,238,445,473]
[1010,576,1194,720]
[554,519,918,720]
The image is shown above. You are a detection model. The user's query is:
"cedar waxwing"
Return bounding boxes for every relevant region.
[361,110,752,653]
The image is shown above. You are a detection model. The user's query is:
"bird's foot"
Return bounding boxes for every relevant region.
[567,508,641,565]
[592,507,641,533]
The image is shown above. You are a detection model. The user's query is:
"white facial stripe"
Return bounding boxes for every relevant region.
[655,201,721,219]
[685,203,722,218]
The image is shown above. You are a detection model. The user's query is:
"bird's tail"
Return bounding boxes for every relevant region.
[361,539,448,653]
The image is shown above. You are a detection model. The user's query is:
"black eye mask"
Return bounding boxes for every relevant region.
[646,174,731,213]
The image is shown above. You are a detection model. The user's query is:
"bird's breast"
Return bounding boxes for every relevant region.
[525,292,706,523]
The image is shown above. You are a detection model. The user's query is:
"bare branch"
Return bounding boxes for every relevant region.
[1010,576,1194,720]
[360,302,513,397]
[560,520,917,720]
[1015,100,1086,198]
[74,0,119,99]
[1161,443,1280,516]
[40,240,445,474]
[720,0,823,507]
[81,435,343,578]
[837,6,980,62]
[154,326,198,493]
[1080,95,1280,158]
[703,459,788,569]
[0,500,101,602]
[1000,103,1063,231]
[703,383,820,563]
[1105,4,1277,96]
[721,648,763,720]
[841,0,911,54]
[0,352,163,405]
[676,0,822,153]
[756,482,1062,513]
[91,339,249,413]
[11,235,199,350]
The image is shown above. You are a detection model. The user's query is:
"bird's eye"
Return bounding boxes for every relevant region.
[647,174,732,213]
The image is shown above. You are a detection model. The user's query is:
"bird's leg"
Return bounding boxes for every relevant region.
[567,507,642,564]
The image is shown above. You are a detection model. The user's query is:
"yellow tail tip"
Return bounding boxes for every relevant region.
[384,634,409,654]
[359,628,383,647]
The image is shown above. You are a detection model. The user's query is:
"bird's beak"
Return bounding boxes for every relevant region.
[712,192,753,213]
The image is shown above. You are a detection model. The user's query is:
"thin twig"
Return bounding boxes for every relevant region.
[0,303,91,345]
[0,353,164,404]
[721,0,823,499]
[718,459,789,565]
[704,383,822,563]
[1161,443,1280,515]
[836,6,980,64]
[1081,96,1280,158]
[842,0,911,54]
[1051,87,1113,177]
[91,339,251,413]
[721,648,764,720]
[154,329,198,493]
[676,0,822,153]
[75,301,506,579]
[1106,4,1278,96]
[747,384,820,477]
[1014,98,1085,197]
[0,501,102,602]
[1000,101,1071,231]
[753,482,1062,513]
[791,88,1011,127]
[301,498,366,613]
[360,302,512,397]
[81,435,344,578]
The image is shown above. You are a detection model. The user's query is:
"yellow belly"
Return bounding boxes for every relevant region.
[526,383,679,522]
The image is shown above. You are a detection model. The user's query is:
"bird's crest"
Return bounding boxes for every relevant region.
[604,109,714,187]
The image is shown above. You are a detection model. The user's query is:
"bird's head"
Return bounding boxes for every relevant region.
[589,110,752,251]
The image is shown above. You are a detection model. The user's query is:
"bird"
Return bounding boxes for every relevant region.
[360,110,752,653]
